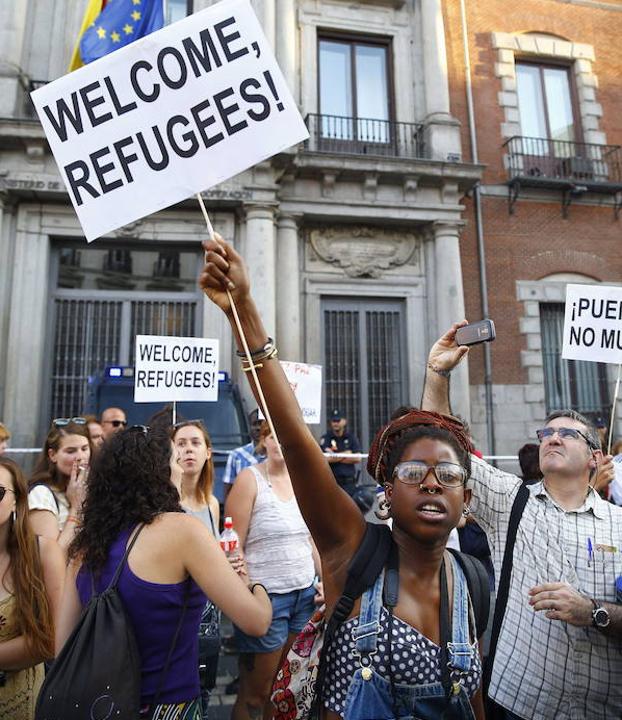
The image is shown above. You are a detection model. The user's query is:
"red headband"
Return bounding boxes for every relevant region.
[367,410,473,483]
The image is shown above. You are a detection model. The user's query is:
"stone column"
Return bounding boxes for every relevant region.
[262,0,276,49]
[0,1,29,116]
[276,0,297,100]
[419,0,461,161]
[276,213,301,360]
[433,221,470,420]
[4,205,50,448]
[244,204,277,337]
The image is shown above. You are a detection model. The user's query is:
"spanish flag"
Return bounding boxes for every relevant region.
[69,0,164,72]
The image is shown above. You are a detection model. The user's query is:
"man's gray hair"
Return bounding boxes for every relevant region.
[545,409,601,450]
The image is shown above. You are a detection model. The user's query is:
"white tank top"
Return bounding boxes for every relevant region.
[244,465,315,594]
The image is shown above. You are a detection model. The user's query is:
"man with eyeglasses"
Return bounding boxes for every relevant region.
[100,407,128,440]
[421,322,622,720]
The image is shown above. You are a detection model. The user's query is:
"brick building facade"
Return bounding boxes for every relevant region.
[443,0,622,455]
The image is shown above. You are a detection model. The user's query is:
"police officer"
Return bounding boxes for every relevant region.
[320,409,361,496]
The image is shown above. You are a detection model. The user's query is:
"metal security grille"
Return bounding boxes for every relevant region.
[50,293,199,419]
[129,301,196,362]
[540,302,609,418]
[51,299,123,419]
[323,299,407,449]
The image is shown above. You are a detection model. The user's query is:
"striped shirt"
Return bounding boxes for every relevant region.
[469,456,622,720]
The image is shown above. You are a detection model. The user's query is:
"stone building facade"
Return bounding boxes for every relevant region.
[1,0,619,458]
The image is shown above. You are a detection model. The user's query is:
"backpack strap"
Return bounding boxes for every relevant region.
[483,482,529,695]
[311,522,392,717]
[108,523,146,590]
[447,548,491,638]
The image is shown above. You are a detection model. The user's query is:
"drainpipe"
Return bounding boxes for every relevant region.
[459,0,496,455]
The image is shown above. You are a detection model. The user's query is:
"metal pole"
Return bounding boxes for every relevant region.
[460,0,496,456]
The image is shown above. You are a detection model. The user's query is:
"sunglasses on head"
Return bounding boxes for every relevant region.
[0,486,16,502]
[128,424,150,435]
[53,417,87,428]
[103,419,127,428]
[392,461,467,488]
[536,426,596,449]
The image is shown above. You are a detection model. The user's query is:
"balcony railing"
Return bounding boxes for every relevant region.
[504,136,622,190]
[304,114,425,160]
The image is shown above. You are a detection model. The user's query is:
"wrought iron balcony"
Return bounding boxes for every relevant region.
[503,136,622,216]
[304,113,425,160]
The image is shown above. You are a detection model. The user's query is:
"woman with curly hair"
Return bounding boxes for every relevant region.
[29,420,91,550]
[56,426,272,720]
[0,458,64,720]
[200,236,485,720]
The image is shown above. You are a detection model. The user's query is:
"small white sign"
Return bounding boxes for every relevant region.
[280,361,323,424]
[31,0,308,242]
[562,284,622,364]
[134,335,219,403]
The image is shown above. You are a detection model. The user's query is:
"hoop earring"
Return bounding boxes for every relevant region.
[462,505,471,518]
[11,510,16,523]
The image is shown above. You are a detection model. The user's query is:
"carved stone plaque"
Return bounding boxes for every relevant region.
[309,226,419,278]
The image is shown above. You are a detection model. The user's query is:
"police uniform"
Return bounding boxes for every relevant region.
[320,429,361,489]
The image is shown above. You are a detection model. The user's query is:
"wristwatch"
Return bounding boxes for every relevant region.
[591,599,611,629]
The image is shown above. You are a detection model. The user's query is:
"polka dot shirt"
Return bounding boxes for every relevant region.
[323,606,482,715]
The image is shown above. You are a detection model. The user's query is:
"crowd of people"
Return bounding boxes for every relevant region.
[0,237,620,719]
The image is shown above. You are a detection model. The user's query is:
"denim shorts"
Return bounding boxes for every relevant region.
[234,583,316,653]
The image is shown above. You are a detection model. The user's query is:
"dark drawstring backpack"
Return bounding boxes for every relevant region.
[36,524,189,720]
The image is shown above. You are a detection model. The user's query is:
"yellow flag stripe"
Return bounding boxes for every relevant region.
[68,0,105,72]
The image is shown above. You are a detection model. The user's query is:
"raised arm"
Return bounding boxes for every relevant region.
[420,321,469,414]
[200,237,365,562]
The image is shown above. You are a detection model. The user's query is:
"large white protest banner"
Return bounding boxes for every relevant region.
[31,0,308,242]
[562,284,622,364]
[134,335,219,403]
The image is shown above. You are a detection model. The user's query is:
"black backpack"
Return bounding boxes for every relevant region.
[312,522,490,715]
[36,524,188,720]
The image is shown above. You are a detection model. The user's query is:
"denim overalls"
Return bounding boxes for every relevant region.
[341,554,477,720]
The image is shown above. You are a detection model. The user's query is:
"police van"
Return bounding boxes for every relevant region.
[85,366,250,503]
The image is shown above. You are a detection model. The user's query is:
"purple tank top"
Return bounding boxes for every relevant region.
[76,526,207,705]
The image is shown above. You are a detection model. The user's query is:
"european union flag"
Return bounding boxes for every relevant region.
[80,0,164,65]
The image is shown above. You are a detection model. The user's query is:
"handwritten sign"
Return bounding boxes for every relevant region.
[134,335,219,402]
[31,0,308,241]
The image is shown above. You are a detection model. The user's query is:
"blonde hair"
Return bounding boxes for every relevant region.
[0,423,10,442]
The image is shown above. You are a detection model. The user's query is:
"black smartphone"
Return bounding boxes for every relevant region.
[455,319,496,346]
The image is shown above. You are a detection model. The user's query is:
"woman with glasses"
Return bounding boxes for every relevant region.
[56,425,272,720]
[200,236,485,720]
[171,419,228,719]
[28,419,91,551]
[0,457,64,720]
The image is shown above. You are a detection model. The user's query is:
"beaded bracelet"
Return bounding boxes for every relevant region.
[426,361,451,378]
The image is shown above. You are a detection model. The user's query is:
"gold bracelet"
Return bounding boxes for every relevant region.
[66,515,81,525]
[241,345,278,371]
